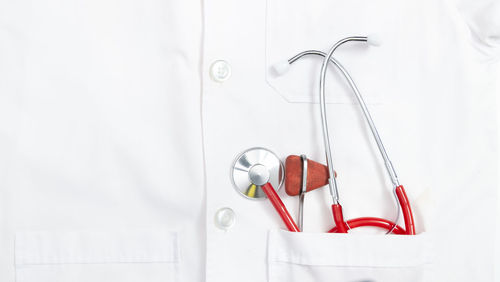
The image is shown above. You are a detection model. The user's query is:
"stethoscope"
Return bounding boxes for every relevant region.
[231,36,415,235]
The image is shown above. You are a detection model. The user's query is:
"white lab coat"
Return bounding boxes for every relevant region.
[0,0,499,281]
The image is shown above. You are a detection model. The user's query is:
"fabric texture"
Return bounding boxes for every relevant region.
[0,0,498,281]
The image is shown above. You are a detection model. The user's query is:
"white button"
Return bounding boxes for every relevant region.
[209,60,231,82]
[214,207,235,230]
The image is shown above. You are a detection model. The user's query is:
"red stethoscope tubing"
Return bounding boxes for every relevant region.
[328,217,406,234]
[395,185,416,235]
[261,182,300,232]
[261,183,415,235]
[329,185,415,235]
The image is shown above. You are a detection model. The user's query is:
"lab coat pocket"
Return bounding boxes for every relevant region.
[15,229,179,282]
[267,229,434,282]
[265,0,403,104]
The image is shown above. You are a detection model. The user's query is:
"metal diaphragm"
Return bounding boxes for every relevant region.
[231,147,284,200]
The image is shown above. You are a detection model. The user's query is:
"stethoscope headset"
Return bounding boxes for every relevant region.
[231,36,415,235]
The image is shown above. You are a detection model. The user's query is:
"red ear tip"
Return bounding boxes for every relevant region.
[284,155,332,196]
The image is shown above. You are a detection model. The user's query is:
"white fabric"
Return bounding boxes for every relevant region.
[454,0,500,52]
[15,230,179,282]
[0,0,499,281]
[268,229,433,281]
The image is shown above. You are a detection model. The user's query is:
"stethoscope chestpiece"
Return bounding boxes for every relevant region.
[230,147,284,200]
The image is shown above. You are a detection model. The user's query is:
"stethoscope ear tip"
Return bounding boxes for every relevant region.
[366,34,382,47]
[271,59,291,77]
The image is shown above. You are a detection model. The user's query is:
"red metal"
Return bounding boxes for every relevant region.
[261,182,300,232]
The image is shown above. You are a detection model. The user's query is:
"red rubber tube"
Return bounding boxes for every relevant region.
[328,217,406,234]
[261,182,300,232]
[395,185,415,235]
[331,204,348,233]
[328,185,415,235]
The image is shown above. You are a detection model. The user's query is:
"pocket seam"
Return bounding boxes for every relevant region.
[15,229,179,266]
[268,229,433,268]
[270,260,433,269]
[264,0,391,105]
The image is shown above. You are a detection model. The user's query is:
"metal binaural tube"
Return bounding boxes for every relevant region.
[314,37,367,204]
[298,155,308,231]
[288,41,400,204]
[289,50,400,188]
[288,45,402,234]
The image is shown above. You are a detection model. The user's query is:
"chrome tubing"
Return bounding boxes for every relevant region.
[288,42,401,233]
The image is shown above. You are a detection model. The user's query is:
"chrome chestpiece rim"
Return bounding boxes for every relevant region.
[231,147,284,199]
